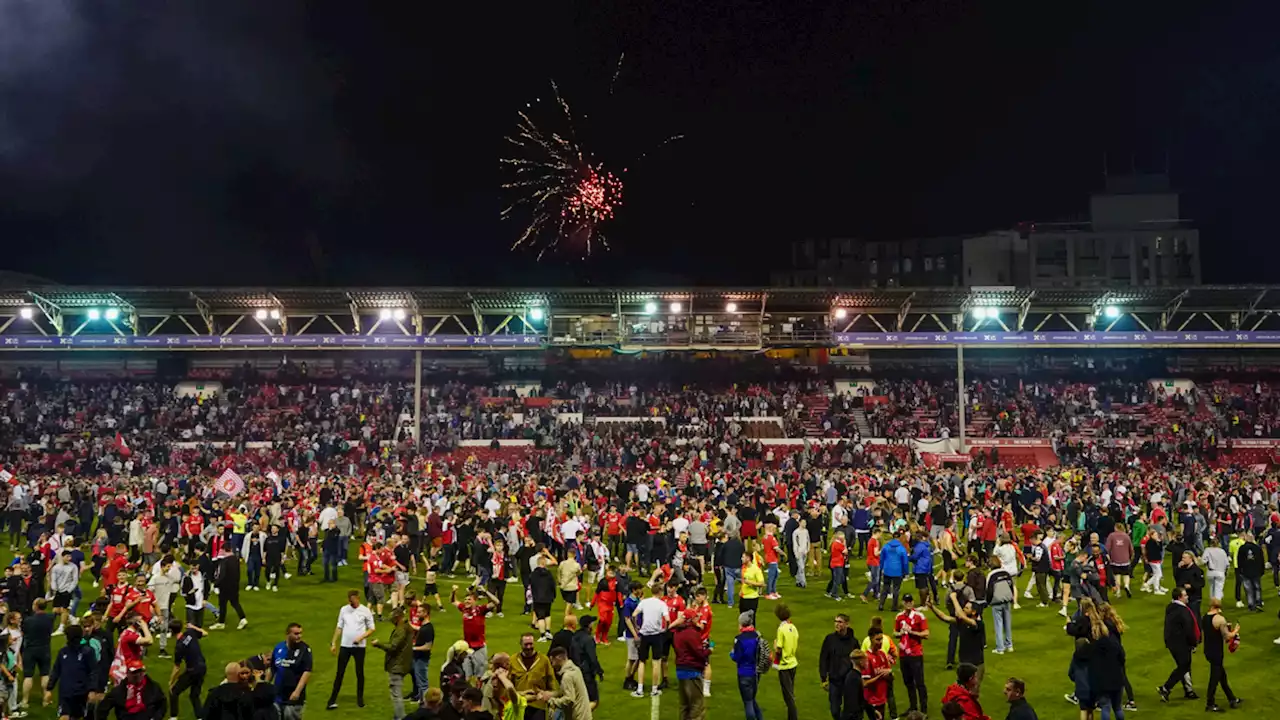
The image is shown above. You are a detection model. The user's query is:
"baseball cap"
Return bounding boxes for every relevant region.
[126,659,146,672]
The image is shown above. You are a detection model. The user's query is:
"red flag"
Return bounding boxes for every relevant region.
[113,432,132,457]
[216,468,246,497]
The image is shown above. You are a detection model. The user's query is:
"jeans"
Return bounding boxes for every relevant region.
[766,563,779,595]
[1241,576,1262,609]
[725,567,741,606]
[737,674,763,720]
[412,656,431,700]
[389,672,407,720]
[877,574,902,611]
[324,547,341,581]
[247,554,262,587]
[991,603,1013,651]
[859,566,877,598]
[778,668,798,720]
[901,655,926,711]
[679,676,707,720]
[794,553,807,588]
[169,669,206,719]
[1097,690,1125,720]
[1207,572,1225,601]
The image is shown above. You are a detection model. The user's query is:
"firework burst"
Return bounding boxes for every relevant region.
[502,61,680,260]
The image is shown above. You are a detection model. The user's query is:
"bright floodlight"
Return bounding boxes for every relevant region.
[255,309,268,320]
[1104,305,1121,319]
[379,308,392,320]
[104,308,120,321]
[18,307,33,320]
[644,301,658,314]
[670,302,683,313]
[87,308,101,321]
[529,308,545,322]
[972,307,987,320]
[833,308,848,320]
[269,309,281,320]
[393,308,407,321]
[725,302,738,313]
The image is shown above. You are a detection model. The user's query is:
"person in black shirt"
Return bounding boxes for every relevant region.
[169,619,208,718]
[720,532,745,607]
[516,537,539,615]
[264,526,288,592]
[412,607,436,702]
[21,598,54,708]
[927,595,986,688]
[625,513,649,571]
[322,519,342,583]
[203,662,251,720]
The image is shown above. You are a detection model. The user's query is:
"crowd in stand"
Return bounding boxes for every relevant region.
[0,362,1279,718]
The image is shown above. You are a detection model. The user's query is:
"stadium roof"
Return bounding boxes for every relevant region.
[2,284,1279,314]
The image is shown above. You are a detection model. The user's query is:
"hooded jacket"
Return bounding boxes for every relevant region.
[909,541,934,575]
[879,539,909,578]
[941,683,990,720]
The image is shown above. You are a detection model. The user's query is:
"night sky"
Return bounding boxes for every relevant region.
[0,1,1276,287]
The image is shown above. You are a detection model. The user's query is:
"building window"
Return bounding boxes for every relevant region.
[924,257,933,271]
[937,256,946,270]
[903,257,913,273]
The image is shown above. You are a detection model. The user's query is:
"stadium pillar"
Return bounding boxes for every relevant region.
[413,350,422,448]
[956,344,966,454]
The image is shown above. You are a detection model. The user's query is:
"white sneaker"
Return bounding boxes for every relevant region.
[285,573,293,579]
[1236,601,1245,608]
[272,586,279,593]
[246,585,253,592]
[1023,590,1032,599]
[1273,636,1280,645]
[253,586,260,591]
[209,623,226,630]
[237,618,249,630]
[52,627,64,636]
[1058,607,1068,617]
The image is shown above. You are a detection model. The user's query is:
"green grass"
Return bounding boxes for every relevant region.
[15,549,1279,720]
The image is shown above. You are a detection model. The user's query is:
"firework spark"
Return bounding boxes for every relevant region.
[501,82,622,259]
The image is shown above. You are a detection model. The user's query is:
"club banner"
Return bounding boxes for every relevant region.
[0,334,543,349]
[833,331,1280,346]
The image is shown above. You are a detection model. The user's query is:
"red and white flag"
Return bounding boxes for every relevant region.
[113,431,132,457]
[266,470,284,496]
[217,468,246,497]
[0,469,13,486]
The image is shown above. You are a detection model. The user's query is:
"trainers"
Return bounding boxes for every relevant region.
[327,702,339,710]
[1229,698,1243,709]
[209,623,226,630]
[1236,601,1244,609]
[631,690,645,698]
[52,627,64,636]
[1157,686,1170,703]
[651,688,662,697]
[237,618,249,630]
[1065,694,1079,705]
[285,573,293,579]
[272,586,279,593]
[1124,700,1138,711]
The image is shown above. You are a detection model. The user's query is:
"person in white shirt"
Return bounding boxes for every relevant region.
[327,590,377,710]
[318,504,339,531]
[630,586,671,698]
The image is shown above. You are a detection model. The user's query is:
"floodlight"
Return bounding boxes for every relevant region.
[104,308,120,321]
[972,307,987,320]
[670,302,682,313]
[1104,305,1121,319]
[725,302,738,313]
[644,301,657,314]
[380,308,393,321]
[393,309,407,321]
[18,307,33,320]
[269,309,281,320]
[833,308,848,320]
[255,309,268,320]
[87,308,101,321]
[529,308,545,322]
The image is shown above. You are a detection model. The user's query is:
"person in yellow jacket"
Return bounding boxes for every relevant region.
[740,553,766,619]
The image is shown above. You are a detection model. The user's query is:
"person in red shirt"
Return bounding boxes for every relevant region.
[604,510,624,558]
[856,644,893,718]
[894,594,930,714]
[941,663,990,720]
[182,511,204,554]
[761,524,782,600]
[109,612,154,684]
[450,584,499,681]
[592,567,619,644]
[827,531,850,601]
[858,533,880,603]
[683,587,714,697]
[101,544,131,591]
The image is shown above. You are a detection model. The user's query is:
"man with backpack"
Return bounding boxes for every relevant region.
[729,611,768,720]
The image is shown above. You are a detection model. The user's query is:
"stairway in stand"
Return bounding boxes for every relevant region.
[801,394,830,437]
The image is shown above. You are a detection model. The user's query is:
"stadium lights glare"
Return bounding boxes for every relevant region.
[379,308,393,321]
[269,309,281,320]
[255,309,268,320]
[393,308,407,322]
[643,301,658,314]
[529,307,545,322]
[104,308,120,321]
[972,307,999,321]
[1104,305,1121,319]
[670,302,683,313]
[18,307,33,320]
[725,302,738,313]
[833,308,848,320]
[87,308,101,321]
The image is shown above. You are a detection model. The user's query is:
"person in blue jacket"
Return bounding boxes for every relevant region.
[878,530,910,612]
[909,535,937,603]
[852,507,872,558]
[729,611,764,720]
[45,624,99,720]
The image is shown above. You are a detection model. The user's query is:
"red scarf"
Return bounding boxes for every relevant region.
[125,678,147,713]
